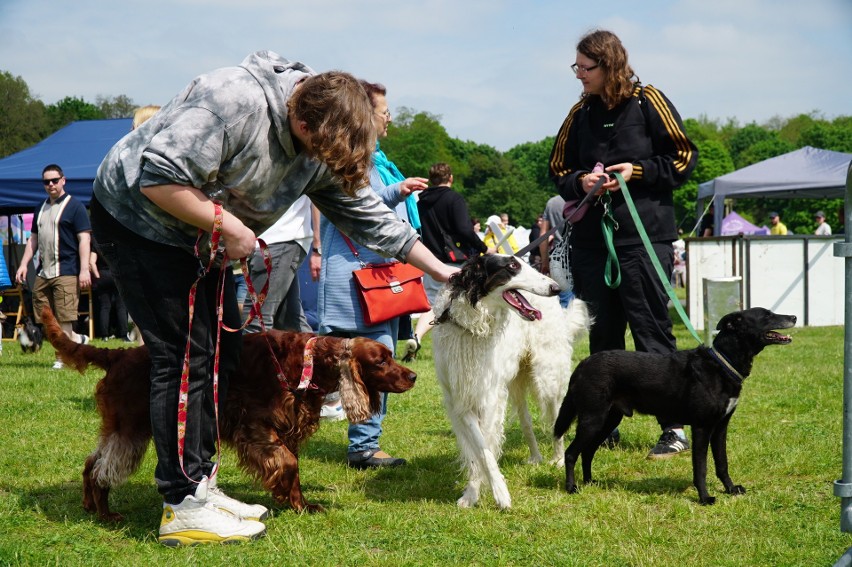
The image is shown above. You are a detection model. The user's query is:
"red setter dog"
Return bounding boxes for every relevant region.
[41,307,416,521]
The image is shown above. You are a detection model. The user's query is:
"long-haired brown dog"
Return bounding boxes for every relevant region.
[42,307,416,521]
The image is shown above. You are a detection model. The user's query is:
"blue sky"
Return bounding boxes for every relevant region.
[1,0,850,151]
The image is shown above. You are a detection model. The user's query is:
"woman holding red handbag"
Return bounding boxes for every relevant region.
[317,81,427,470]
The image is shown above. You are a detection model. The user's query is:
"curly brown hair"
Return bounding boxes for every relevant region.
[577,30,638,108]
[288,72,375,196]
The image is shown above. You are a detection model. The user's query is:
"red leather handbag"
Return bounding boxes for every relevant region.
[342,235,431,326]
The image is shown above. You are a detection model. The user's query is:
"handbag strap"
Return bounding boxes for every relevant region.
[341,233,367,268]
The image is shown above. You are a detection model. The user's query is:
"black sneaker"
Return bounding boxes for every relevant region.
[647,429,690,460]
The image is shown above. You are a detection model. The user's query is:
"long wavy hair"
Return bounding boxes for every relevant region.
[288,72,375,196]
[577,30,638,108]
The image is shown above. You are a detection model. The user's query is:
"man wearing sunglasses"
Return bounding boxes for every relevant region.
[15,164,92,369]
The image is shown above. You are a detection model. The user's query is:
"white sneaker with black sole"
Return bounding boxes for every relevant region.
[158,476,266,546]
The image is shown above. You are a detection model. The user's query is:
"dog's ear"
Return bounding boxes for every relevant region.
[338,341,371,423]
[716,312,742,332]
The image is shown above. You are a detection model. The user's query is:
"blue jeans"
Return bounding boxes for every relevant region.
[90,198,242,503]
[243,241,309,333]
[324,320,397,454]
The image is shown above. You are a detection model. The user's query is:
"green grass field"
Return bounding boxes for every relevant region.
[0,319,849,566]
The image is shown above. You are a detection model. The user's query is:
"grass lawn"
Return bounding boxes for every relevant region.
[0,318,849,566]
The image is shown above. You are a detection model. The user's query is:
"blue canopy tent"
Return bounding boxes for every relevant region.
[0,118,132,215]
[697,146,852,235]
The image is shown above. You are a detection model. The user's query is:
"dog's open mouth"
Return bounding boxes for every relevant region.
[764,330,792,344]
[502,290,542,321]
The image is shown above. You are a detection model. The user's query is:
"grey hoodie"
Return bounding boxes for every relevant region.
[94,51,417,260]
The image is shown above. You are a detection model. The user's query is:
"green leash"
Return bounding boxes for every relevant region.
[600,191,621,288]
[603,172,703,346]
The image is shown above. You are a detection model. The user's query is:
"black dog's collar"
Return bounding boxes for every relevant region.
[708,348,745,385]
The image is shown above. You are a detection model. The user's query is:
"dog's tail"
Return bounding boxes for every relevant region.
[41,307,113,373]
[553,388,578,439]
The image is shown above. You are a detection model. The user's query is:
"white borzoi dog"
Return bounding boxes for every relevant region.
[431,254,589,509]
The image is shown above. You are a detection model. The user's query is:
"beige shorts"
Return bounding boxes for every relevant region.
[33,275,80,324]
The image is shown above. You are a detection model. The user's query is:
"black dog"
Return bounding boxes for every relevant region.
[17,316,43,354]
[554,307,796,504]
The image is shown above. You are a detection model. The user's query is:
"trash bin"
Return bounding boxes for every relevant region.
[703,277,743,344]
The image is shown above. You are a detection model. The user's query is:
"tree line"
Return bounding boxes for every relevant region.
[2,69,850,235]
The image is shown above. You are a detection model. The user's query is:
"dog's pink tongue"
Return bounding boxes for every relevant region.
[502,290,542,321]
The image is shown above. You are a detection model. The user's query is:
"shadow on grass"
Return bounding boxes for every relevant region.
[7,478,162,541]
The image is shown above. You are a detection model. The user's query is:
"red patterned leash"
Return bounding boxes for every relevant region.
[230,240,318,392]
[177,202,226,484]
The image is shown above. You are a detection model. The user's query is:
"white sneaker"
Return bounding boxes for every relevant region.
[51,360,64,370]
[77,334,90,345]
[158,477,266,546]
[207,475,269,520]
[320,402,345,421]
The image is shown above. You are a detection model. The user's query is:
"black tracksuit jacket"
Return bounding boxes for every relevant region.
[548,84,697,249]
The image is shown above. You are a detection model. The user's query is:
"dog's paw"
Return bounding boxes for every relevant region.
[457,495,477,509]
[698,496,716,505]
[527,454,543,465]
[565,482,578,494]
[549,456,565,468]
[726,485,746,496]
[492,485,512,510]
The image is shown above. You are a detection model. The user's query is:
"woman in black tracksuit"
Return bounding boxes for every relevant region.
[549,29,698,458]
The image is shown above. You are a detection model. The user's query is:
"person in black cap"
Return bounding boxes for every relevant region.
[814,210,832,235]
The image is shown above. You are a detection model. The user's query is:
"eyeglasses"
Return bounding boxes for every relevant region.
[571,63,599,74]
[374,109,391,120]
[42,177,63,186]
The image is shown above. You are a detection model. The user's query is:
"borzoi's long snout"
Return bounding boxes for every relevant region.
[510,258,561,297]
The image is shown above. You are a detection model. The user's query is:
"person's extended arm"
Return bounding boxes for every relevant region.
[141,184,257,259]
[77,231,92,289]
[404,240,458,283]
[309,204,321,281]
[14,234,38,284]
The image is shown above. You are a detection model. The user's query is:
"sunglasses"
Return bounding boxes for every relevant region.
[42,177,63,186]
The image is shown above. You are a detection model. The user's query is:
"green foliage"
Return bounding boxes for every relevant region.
[382,107,455,178]
[799,119,852,152]
[674,139,735,231]
[95,94,137,119]
[504,137,556,192]
[0,71,49,158]
[737,137,795,168]
[727,123,779,168]
[46,96,105,132]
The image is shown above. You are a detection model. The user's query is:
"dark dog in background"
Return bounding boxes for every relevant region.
[554,307,796,504]
[41,306,417,521]
[16,316,43,353]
